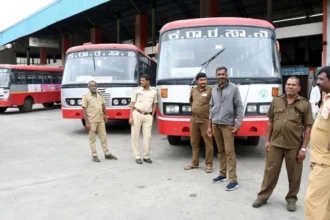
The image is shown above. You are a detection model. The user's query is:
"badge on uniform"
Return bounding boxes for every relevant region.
[202,93,207,97]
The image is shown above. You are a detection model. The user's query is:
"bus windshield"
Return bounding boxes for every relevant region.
[158,26,280,80]
[62,49,138,84]
[0,68,10,88]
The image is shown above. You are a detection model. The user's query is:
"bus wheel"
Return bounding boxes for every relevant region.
[0,107,7,113]
[167,135,181,145]
[247,136,260,146]
[18,97,33,113]
[81,119,86,127]
[42,102,54,108]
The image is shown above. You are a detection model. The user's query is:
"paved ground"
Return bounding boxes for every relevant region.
[0,104,309,220]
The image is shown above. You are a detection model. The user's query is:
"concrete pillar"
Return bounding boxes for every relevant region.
[135,14,148,51]
[26,48,30,65]
[267,0,273,23]
[40,47,47,65]
[117,18,121,43]
[152,7,156,46]
[90,28,102,44]
[200,0,218,18]
[61,37,71,67]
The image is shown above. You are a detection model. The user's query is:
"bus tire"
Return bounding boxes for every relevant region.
[0,107,7,113]
[81,119,86,127]
[167,135,181,145]
[247,136,260,146]
[42,102,54,108]
[18,97,33,113]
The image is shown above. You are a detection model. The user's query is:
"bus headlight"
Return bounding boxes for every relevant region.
[182,105,191,112]
[259,105,270,114]
[69,99,75,105]
[77,99,82,106]
[166,105,179,114]
[113,99,119,105]
[121,99,128,105]
[247,105,257,112]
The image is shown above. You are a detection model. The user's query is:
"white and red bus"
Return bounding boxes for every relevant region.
[155,17,282,146]
[0,65,63,113]
[61,43,157,126]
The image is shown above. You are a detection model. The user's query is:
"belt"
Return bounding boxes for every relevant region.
[134,107,152,115]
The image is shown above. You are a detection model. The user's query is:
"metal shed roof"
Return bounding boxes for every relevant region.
[0,0,110,46]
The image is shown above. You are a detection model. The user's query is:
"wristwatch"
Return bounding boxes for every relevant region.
[300,148,306,152]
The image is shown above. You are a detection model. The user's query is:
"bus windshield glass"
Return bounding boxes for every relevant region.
[0,68,10,88]
[158,26,280,80]
[62,49,138,84]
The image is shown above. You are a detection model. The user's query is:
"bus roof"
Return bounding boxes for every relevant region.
[66,43,154,61]
[0,64,63,72]
[160,17,275,32]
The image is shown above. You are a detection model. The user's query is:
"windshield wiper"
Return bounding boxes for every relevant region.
[190,48,225,85]
[92,53,96,71]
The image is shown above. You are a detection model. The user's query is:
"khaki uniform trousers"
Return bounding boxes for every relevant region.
[305,164,330,220]
[257,146,302,202]
[212,124,237,182]
[89,120,110,156]
[190,119,213,167]
[131,110,153,159]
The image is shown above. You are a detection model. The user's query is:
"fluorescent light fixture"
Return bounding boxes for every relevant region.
[273,13,323,23]
[273,16,307,23]
[310,13,323,17]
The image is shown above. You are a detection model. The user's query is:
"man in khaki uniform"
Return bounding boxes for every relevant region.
[82,80,117,162]
[129,75,157,164]
[184,72,213,173]
[305,66,330,220]
[252,76,313,212]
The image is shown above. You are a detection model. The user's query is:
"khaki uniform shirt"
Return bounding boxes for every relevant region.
[131,86,157,113]
[267,95,313,149]
[190,86,212,123]
[82,91,105,123]
[310,105,330,166]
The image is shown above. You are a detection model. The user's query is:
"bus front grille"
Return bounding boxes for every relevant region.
[97,88,111,107]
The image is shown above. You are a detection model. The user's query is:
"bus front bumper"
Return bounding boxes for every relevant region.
[0,100,11,107]
[156,115,268,137]
[62,107,131,119]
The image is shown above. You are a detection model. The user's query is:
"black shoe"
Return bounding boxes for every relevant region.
[105,154,117,160]
[143,158,152,163]
[92,156,100,162]
[136,159,143,164]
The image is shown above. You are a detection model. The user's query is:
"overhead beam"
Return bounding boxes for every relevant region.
[275,22,322,39]
[175,0,195,18]
[232,0,248,17]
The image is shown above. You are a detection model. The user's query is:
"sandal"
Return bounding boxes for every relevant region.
[184,165,199,170]
[205,167,213,173]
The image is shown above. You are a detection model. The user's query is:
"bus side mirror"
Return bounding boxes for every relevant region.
[155,43,159,54]
[276,40,281,62]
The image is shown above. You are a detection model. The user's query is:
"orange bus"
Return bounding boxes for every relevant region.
[0,65,63,113]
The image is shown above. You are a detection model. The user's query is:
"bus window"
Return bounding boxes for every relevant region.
[37,74,46,84]
[53,73,62,83]
[45,74,52,83]
[10,72,15,84]
[15,71,27,84]
[26,71,37,84]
